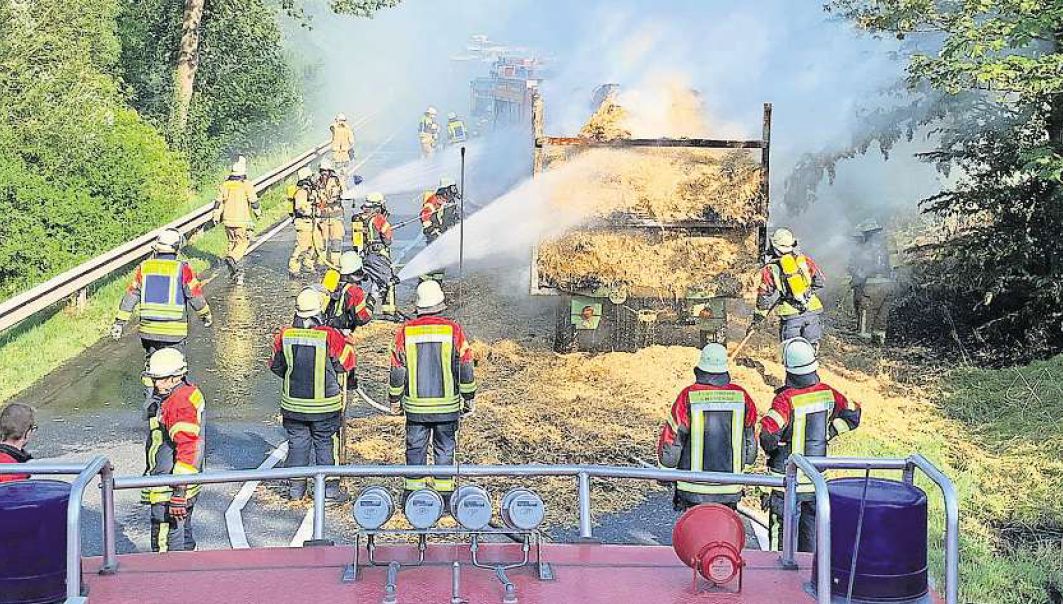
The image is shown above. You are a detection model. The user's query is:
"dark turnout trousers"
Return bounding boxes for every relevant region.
[404,420,457,493]
[150,501,196,553]
[283,412,341,470]
[767,492,817,553]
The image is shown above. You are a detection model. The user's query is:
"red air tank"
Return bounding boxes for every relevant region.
[672,503,746,589]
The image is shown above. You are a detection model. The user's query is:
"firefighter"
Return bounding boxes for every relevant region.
[418,106,440,158]
[326,252,373,331]
[421,177,459,243]
[330,113,355,173]
[112,229,213,402]
[288,167,322,278]
[389,280,476,505]
[849,220,895,344]
[141,348,205,553]
[212,160,261,284]
[352,192,394,256]
[355,193,398,316]
[753,228,826,346]
[657,344,758,511]
[0,403,36,483]
[760,338,861,552]
[446,112,467,145]
[316,158,346,267]
[270,287,357,501]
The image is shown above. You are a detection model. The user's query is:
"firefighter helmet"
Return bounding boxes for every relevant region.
[426,106,437,116]
[696,343,729,373]
[439,176,456,189]
[339,251,364,275]
[448,112,457,120]
[856,220,883,234]
[144,348,188,379]
[319,158,334,172]
[770,228,797,254]
[336,113,347,122]
[782,337,818,375]
[153,228,184,253]
[366,192,385,204]
[296,287,323,318]
[297,167,314,182]
[415,280,446,314]
[231,160,247,177]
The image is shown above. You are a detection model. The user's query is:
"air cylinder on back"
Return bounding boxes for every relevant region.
[813,477,929,603]
[0,480,71,604]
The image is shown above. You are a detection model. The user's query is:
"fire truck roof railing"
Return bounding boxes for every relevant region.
[0,454,958,604]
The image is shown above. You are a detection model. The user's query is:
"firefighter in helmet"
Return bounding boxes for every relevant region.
[288,167,322,277]
[315,158,346,267]
[212,160,261,284]
[353,193,398,317]
[657,344,758,511]
[753,228,826,346]
[329,113,355,173]
[446,112,467,145]
[848,220,896,344]
[418,106,440,158]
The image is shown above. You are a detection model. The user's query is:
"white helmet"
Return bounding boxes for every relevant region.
[231,160,247,177]
[438,176,456,189]
[297,166,314,181]
[426,106,437,116]
[339,251,364,275]
[415,280,446,314]
[782,337,818,375]
[336,113,347,122]
[296,287,324,318]
[770,228,797,254]
[366,191,385,204]
[153,228,184,253]
[696,343,729,374]
[448,112,457,120]
[144,348,188,379]
[319,158,334,172]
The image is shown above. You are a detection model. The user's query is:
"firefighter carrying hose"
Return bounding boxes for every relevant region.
[753,228,826,346]
[212,160,261,284]
[446,112,467,145]
[270,288,357,501]
[315,158,346,267]
[419,106,440,158]
[760,337,861,552]
[389,281,476,505]
[288,166,323,278]
[141,348,205,553]
[112,229,213,405]
[420,177,460,282]
[657,344,758,511]
[325,252,373,331]
[330,113,355,174]
[353,193,398,316]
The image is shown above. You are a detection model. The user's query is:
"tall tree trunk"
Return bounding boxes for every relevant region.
[172,0,205,133]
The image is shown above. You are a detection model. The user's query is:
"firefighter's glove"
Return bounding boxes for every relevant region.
[168,494,189,521]
[346,375,359,391]
[202,312,214,329]
[253,207,262,219]
[461,399,476,418]
[110,322,124,341]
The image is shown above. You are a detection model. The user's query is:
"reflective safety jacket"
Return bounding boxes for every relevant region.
[757,253,825,317]
[418,116,438,135]
[142,382,205,504]
[291,181,315,220]
[657,380,757,503]
[213,176,260,228]
[760,380,861,493]
[270,321,356,418]
[116,255,211,342]
[330,121,355,155]
[326,281,373,331]
[0,444,31,482]
[315,172,345,219]
[420,194,446,232]
[447,118,467,143]
[389,315,476,422]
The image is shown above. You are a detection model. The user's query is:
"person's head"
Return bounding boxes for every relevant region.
[297,166,314,184]
[426,106,437,117]
[437,176,457,197]
[0,403,36,447]
[770,227,797,256]
[782,337,818,378]
[339,251,364,278]
[415,280,446,315]
[696,343,729,375]
[152,228,184,254]
[295,287,324,322]
[231,159,247,179]
[319,158,334,174]
[144,348,188,396]
[580,305,595,321]
[364,192,386,214]
[448,112,457,120]
[336,113,347,123]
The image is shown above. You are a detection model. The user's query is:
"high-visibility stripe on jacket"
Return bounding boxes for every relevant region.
[142,383,205,504]
[419,116,437,135]
[214,177,259,228]
[757,254,825,317]
[116,256,210,341]
[760,382,861,493]
[270,323,356,416]
[368,214,394,247]
[389,316,476,419]
[447,119,466,142]
[327,282,372,330]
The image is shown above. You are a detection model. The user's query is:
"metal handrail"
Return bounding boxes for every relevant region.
[788,454,960,604]
[0,457,112,604]
[0,142,328,334]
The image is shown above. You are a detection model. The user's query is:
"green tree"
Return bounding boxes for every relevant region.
[805,1,1063,360]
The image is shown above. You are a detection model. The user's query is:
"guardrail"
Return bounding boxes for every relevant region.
[0,142,329,334]
[0,454,958,604]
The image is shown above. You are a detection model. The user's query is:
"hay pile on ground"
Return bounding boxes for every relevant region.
[579,98,631,141]
[537,230,760,296]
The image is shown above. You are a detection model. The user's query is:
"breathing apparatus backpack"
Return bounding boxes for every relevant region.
[777,253,813,312]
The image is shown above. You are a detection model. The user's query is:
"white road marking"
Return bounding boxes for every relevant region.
[290,504,315,547]
[225,441,289,549]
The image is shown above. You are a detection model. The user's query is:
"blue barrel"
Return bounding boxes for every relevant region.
[0,480,71,604]
[813,477,928,603]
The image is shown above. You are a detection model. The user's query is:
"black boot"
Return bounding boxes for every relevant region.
[225,257,238,277]
[288,479,307,501]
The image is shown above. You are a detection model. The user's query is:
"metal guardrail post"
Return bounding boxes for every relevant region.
[577,472,592,540]
[780,464,798,569]
[64,456,109,602]
[313,473,327,541]
[909,454,959,604]
[787,455,831,604]
[99,461,118,575]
